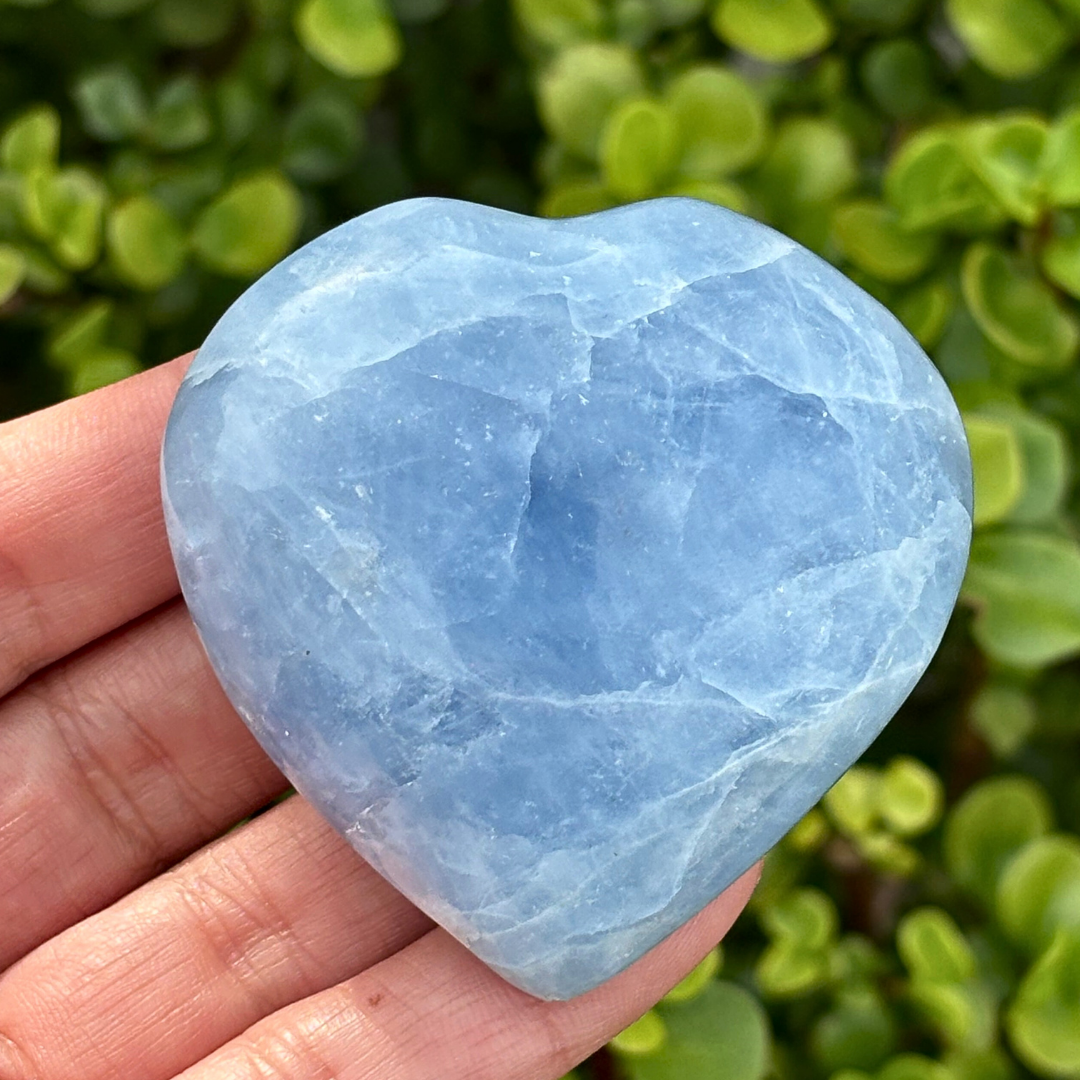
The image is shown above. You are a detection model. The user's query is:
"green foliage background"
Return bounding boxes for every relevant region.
[3,0,1080,1077]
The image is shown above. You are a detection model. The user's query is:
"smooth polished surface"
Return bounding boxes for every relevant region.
[162,197,972,1000]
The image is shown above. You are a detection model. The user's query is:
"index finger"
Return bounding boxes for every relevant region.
[0,355,191,698]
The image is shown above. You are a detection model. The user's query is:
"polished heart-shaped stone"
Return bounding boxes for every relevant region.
[162,197,972,1000]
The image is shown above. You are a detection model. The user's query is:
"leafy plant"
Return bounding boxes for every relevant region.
[4,2,1080,1079]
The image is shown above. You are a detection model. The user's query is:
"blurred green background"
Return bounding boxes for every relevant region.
[3,1,1080,1078]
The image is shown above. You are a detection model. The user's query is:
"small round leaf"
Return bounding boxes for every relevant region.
[963,114,1049,227]
[711,0,834,64]
[898,907,976,983]
[833,200,938,283]
[945,0,1067,80]
[1006,930,1080,1078]
[964,531,1080,668]
[538,43,644,160]
[106,195,186,290]
[625,982,770,1080]
[963,414,1025,526]
[997,835,1080,953]
[610,1010,668,1055]
[512,0,603,45]
[295,0,402,78]
[878,756,943,837]
[885,127,1006,233]
[970,682,1037,758]
[600,98,678,200]
[73,66,148,142]
[664,65,768,179]
[961,243,1079,371]
[1,105,60,175]
[191,171,301,277]
[944,775,1053,904]
[1041,107,1080,208]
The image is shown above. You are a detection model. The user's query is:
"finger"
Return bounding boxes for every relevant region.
[0,355,190,699]
[0,796,435,1080]
[0,600,285,969]
[177,865,761,1080]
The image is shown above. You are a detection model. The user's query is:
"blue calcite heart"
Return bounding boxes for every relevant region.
[162,197,972,1000]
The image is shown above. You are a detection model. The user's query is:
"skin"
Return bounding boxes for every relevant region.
[0,354,759,1080]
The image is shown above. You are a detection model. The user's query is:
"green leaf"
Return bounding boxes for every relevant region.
[625,983,770,1080]
[977,403,1069,524]
[512,0,603,46]
[756,939,832,997]
[761,888,838,947]
[0,244,26,305]
[153,0,238,46]
[811,987,896,1073]
[191,170,301,277]
[885,127,1006,234]
[964,531,1080,667]
[944,0,1067,81]
[23,167,107,270]
[600,98,678,200]
[831,935,886,983]
[663,947,721,1004]
[73,66,148,142]
[970,682,1037,757]
[283,93,363,182]
[106,195,186,290]
[998,835,1080,953]
[824,765,879,836]
[961,243,1079,371]
[945,775,1053,905]
[898,908,976,983]
[963,414,1025,526]
[895,279,955,349]
[664,65,768,179]
[665,178,749,213]
[910,981,997,1052]
[787,808,830,853]
[295,0,402,78]
[856,832,921,876]
[1042,211,1080,300]
[1006,930,1080,1079]
[1,105,60,175]
[538,43,644,160]
[833,200,939,283]
[539,178,616,217]
[69,348,141,395]
[149,76,213,151]
[15,244,70,294]
[758,117,857,207]
[879,1054,956,1080]
[47,298,113,367]
[1041,107,1080,208]
[963,114,1049,227]
[878,756,943,837]
[859,38,936,120]
[216,77,264,148]
[610,1010,668,1055]
[944,1048,1016,1080]
[711,0,834,64]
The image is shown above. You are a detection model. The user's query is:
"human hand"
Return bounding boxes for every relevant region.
[0,355,759,1080]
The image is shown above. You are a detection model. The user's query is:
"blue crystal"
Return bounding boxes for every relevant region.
[162,197,972,1000]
